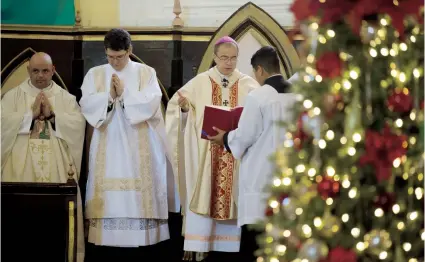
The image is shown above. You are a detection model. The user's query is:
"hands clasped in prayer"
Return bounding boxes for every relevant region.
[32,92,53,121]
[110,73,124,100]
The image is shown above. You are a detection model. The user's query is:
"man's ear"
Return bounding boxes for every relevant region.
[52,65,56,74]
[128,45,133,54]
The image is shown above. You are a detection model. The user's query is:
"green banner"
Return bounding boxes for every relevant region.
[1,0,75,26]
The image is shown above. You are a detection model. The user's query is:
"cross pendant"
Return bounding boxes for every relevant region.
[223,100,229,106]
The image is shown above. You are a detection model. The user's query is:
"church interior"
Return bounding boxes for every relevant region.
[1,0,302,261]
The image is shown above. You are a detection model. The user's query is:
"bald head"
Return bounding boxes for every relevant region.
[27,52,55,89]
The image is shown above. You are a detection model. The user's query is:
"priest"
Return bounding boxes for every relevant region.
[79,28,178,252]
[165,36,260,261]
[208,46,297,261]
[1,52,86,262]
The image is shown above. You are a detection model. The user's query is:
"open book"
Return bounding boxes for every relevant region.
[201,105,244,139]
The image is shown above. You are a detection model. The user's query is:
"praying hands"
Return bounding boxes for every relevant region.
[110,74,124,99]
[32,92,54,120]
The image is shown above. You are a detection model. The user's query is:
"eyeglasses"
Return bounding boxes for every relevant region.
[106,51,128,61]
[216,55,238,63]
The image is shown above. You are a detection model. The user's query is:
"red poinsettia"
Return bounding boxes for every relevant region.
[386,88,413,113]
[316,52,344,79]
[326,247,357,262]
[290,0,320,22]
[290,0,423,38]
[347,0,424,37]
[359,125,408,182]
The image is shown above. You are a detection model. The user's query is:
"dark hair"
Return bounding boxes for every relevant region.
[250,46,280,74]
[104,28,131,51]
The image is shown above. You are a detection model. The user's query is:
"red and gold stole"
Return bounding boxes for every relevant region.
[208,77,238,220]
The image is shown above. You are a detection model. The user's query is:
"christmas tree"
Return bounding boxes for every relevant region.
[254,0,424,261]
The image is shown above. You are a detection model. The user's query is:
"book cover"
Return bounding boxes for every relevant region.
[201,105,243,139]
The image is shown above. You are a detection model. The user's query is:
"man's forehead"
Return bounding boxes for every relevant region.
[29,64,52,69]
[217,48,238,56]
[106,49,127,55]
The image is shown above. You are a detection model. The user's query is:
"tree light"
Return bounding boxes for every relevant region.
[352,133,361,142]
[326,130,335,140]
[351,227,360,237]
[403,243,412,252]
[349,70,359,79]
[303,100,313,109]
[318,139,327,149]
[356,242,365,251]
[327,29,336,38]
[413,68,420,78]
[379,251,388,260]
[392,204,401,214]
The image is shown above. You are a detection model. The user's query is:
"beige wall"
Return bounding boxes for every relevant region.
[77,0,295,28]
[79,0,120,27]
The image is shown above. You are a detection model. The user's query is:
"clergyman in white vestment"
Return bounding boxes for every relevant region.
[209,46,297,262]
[80,29,178,247]
[1,52,86,262]
[166,36,259,259]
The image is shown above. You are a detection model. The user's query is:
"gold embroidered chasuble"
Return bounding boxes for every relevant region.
[166,67,260,220]
[1,79,86,262]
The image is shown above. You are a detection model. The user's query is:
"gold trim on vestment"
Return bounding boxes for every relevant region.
[85,66,157,219]
[209,78,238,220]
[68,201,75,262]
[184,234,240,242]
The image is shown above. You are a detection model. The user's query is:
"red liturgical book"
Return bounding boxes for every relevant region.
[201,105,244,139]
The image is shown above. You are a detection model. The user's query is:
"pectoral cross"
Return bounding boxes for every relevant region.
[223,100,229,106]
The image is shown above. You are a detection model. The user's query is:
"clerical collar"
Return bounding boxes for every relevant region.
[264,74,291,94]
[214,67,232,88]
[28,79,53,92]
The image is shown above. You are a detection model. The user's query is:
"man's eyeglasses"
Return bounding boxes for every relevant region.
[216,55,238,63]
[106,51,128,61]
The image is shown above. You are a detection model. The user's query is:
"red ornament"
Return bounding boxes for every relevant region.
[316,52,343,79]
[278,193,289,204]
[359,125,408,182]
[386,88,413,113]
[317,176,340,199]
[373,192,396,212]
[327,246,357,262]
[265,207,274,217]
[294,111,310,150]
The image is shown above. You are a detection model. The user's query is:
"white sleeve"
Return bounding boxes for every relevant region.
[121,68,162,125]
[18,112,33,134]
[79,69,113,128]
[227,95,263,160]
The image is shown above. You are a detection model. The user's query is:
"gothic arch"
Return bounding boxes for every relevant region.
[1,47,68,97]
[198,2,300,79]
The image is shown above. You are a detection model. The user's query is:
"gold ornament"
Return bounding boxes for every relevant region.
[292,179,317,205]
[364,229,392,256]
[281,197,298,220]
[344,88,362,140]
[297,238,329,262]
[319,213,341,238]
[360,21,379,44]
